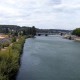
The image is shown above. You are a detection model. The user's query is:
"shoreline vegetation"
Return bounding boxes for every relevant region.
[0,25,36,80]
[0,35,27,80]
[63,28,80,41]
[64,35,80,42]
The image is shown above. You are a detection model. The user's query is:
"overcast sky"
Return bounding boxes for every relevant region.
[0,0,80,30]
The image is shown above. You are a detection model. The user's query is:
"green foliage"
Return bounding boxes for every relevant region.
[11,37,16,43]
[0,42,10,49]
[72,28,80,36]
[32,26,36,35]
[0,36,26,80]
[1,42,10,48]
[0,25,37,37]
[0,25,20,33]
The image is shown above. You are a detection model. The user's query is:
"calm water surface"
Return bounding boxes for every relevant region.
[16,35,80,80]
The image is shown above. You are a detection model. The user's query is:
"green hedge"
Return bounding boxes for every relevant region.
[0,36,26,80]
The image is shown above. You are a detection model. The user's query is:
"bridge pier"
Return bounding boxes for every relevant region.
[45,34,48,36]
[38,34,41,36]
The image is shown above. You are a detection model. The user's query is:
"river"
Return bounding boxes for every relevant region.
[16,35,80,80]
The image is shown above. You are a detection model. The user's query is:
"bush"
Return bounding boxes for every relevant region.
[0,36,26,80]
[11,37,16,43]
[1,42,10,48]
[72,28,80,36]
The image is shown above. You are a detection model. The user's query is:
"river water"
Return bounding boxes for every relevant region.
[16,35,80,80]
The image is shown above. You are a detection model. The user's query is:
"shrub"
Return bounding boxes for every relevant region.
[72,28,80,36]
[0,36,26,80]
[11,37,16,43]
[1,42,10,48]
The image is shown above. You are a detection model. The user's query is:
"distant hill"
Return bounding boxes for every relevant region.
[0,25,21,33]
[0,25,31,33]
[0,25,20,29]
[0,25,35,35]
[36,29,72,34]
[0,25,72,34]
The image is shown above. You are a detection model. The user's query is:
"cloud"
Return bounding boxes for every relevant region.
[0,0,80,29]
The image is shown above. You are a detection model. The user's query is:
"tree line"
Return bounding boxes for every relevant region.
[0,25,36,37]
[72,28,80,36]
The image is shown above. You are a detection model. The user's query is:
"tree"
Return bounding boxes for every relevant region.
[31,26,36,37]
[5,28,9,33]
[11,37,16,43]
[72,28,80,36]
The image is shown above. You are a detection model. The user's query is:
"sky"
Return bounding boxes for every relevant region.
[0,0,80,30]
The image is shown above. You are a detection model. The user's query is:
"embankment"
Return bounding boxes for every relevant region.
[0,36,26,80]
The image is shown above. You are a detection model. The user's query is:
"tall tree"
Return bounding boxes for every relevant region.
[72,28,80,36]
[31,26,36,36]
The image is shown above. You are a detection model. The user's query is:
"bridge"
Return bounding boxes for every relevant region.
[36,33,60,36]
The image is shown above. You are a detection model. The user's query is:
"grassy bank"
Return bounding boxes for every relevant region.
[0,36,26,80]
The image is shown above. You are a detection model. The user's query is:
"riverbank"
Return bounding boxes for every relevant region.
[63,34,80,41]
[0,36,26,80]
